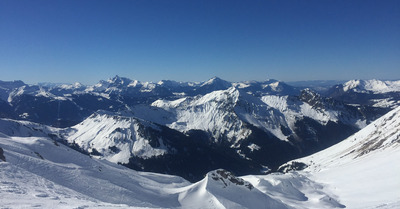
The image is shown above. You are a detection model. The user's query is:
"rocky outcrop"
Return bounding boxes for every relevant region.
[0,147,6,161]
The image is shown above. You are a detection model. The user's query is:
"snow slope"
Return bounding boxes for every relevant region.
[0,128,294,209]
[277,106,400,208]
[178,169,291,209]
[0,134,190,208]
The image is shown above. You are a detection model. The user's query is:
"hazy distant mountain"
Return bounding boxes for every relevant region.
[325,79,400,108]
[287,80,346,92]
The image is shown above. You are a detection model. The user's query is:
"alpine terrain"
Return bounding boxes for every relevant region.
[0,100,399,208]
[1,76,397,181]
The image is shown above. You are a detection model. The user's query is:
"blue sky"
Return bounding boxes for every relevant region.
[0,0,399,84]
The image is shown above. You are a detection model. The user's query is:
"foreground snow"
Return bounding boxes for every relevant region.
[0,133,292,208]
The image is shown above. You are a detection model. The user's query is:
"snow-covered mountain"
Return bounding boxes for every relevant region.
[341,79,400,93]
[325,79,400,108]
[0,76,397,180]
[1,103,399,208]
[0,77,397,178]
[65,112,171,163]
[149,87,381,155]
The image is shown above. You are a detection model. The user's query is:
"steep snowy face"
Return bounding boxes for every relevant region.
[289,106,400,170]
[234,90,291,141]
[152,87,252,145]
[262,89,371,130]
[66,112,169,163]
[277,106,400,209]
[151,86,297,144]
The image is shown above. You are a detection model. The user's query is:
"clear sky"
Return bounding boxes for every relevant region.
[0,0,399,84]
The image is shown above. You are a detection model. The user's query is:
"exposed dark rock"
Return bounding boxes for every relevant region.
[209,169,254,190]
[0,147,5,161]
[277,161,308,173]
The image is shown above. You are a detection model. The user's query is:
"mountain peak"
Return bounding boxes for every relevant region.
[108,75,132,85]
[202,77,230,86]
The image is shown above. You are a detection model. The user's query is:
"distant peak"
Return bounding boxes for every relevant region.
[202,77,231,86]
[108,75,133,85]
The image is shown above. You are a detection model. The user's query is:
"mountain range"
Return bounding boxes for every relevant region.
[0,76,399,182]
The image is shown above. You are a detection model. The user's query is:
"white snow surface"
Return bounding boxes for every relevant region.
[0,134,189,208]
[0,131,293,209]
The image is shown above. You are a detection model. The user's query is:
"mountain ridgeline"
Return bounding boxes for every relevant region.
[0,76,398,181]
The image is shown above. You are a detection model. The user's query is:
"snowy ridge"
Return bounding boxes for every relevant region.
[65,112,169,163]
[292,106,400,169]
[343,79,400,93]
[0,118,60,138]
[179,169,292,209]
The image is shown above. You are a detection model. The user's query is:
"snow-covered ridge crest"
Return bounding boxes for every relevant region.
[0,118,61,138]
[343,79,400,93]
[178,169,292,209]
